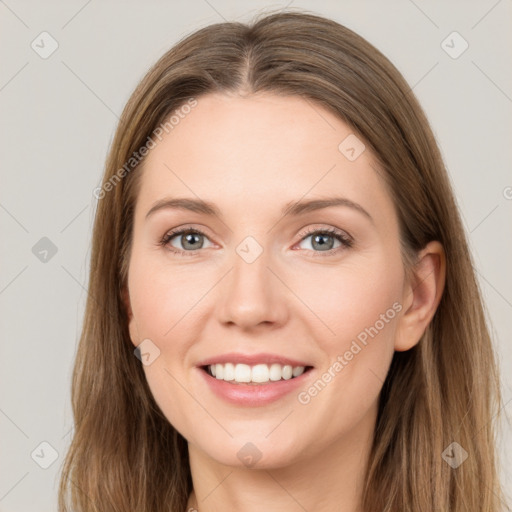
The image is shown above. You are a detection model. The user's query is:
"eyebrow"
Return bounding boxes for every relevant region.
[145,196,373,223]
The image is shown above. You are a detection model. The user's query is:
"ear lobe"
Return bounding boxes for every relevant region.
[394,241,446,352]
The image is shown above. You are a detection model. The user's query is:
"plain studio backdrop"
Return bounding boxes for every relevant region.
[0,1,511,510]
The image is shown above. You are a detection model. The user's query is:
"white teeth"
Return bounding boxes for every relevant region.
[292,366,305,377]
[282,365,293,380]
[207,363,307,383]
[251,364,269,383]
[269,363,282,381]
[234,364,251,383]
[223,362,235,381]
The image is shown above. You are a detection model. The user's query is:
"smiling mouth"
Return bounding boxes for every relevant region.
[202,363,314,385]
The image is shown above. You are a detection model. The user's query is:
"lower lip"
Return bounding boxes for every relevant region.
[198,368,313,406]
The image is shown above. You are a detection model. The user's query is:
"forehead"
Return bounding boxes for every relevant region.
[135,92,394,224]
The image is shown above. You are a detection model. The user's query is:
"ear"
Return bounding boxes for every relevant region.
[394,241,446,352]
[122,285,139,347]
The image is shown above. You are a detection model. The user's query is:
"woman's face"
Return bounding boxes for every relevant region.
[125,92,408,469]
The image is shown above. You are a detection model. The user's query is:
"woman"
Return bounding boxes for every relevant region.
[58,10,507,512]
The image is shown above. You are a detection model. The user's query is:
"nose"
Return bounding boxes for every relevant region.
[217,246,289,330]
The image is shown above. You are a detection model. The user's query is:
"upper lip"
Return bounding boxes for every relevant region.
[196,352,312,368]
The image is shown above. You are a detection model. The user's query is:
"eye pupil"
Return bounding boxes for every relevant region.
[182,232,203,250]
[312,233,334,251]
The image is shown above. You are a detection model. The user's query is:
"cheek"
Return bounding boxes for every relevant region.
[290,255,402,423]
[292,289,400,458]
[127,251,207,345]
[126,252,214,435]
[292,255,404,346]
[143,363,189,427]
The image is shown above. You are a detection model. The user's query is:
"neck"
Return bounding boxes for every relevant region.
[186,403,377,512]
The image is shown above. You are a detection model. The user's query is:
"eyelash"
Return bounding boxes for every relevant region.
[159,226,353,258]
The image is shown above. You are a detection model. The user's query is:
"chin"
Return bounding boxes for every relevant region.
[191,432,307,471]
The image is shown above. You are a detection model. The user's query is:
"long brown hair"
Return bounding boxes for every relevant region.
[58,9,507,511]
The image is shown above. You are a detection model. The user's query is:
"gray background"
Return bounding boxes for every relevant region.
[1,1,511,510]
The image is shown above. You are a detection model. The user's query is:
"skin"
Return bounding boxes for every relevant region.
[124,92,445,512]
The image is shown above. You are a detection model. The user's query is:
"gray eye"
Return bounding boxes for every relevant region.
[168,230,213,251]
[299,232,342,252]
[180,232,204,250]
